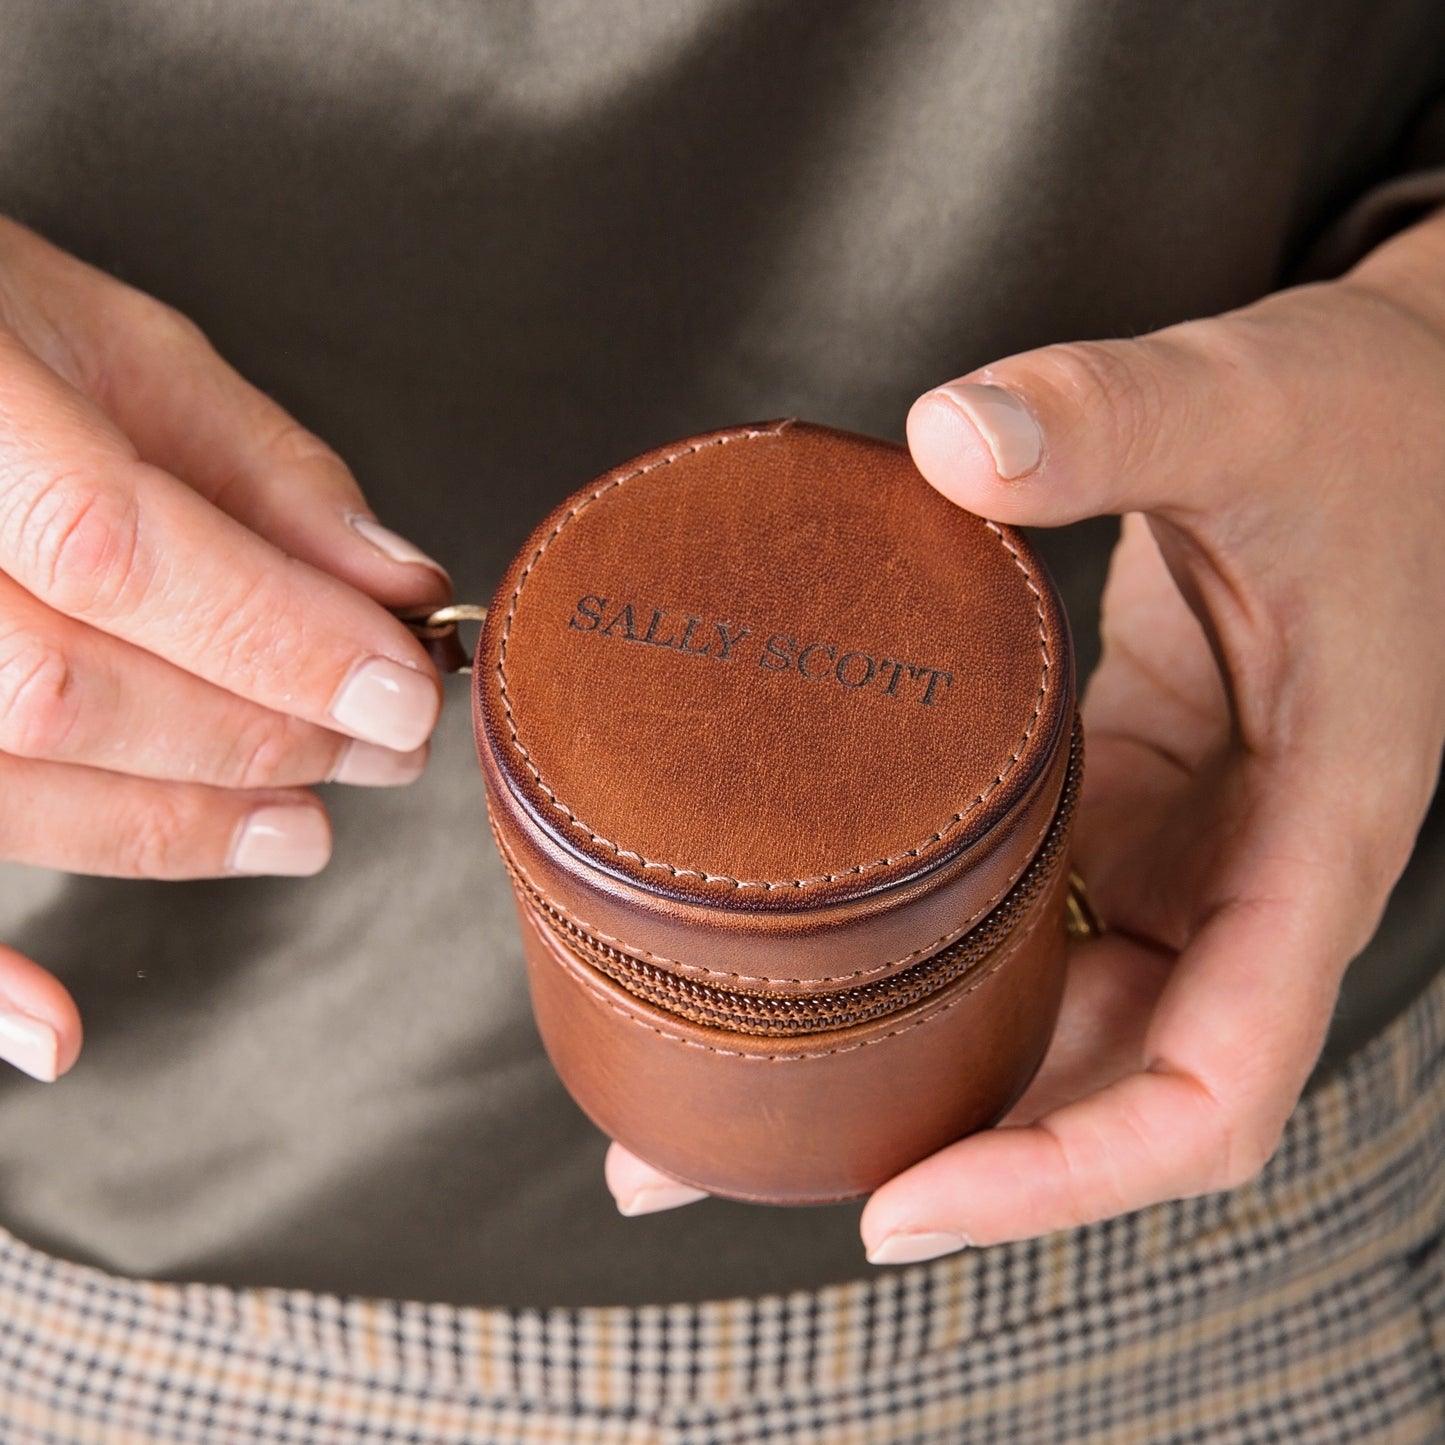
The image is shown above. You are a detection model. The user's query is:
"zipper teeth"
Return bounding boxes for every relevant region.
[510,719,1081,1039]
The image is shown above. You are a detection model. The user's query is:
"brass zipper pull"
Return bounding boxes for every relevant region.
[1065,872,1103,940]
[397,604,489,675]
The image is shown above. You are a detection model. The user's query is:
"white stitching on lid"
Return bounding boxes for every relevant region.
[495,422,1051,891]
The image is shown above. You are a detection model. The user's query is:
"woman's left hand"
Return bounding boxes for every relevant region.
[605,206,1445,1260]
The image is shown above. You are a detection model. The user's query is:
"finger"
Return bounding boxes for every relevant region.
[0,753,332,879]
[0,216,450,609]
[904,321,1276,528]
[82,301,455,609]
[861,871,1341,1263]
[993,933,1173,1127]
[1070,514,1234,943]
[604,1141,710,1216]
[0,330,443,752]
[0,567,425,788]
[0,942,82,1081]
[1081,515,1228,771]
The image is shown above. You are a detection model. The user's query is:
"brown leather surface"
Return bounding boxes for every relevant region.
[485,722,1071,985]
[517,842,1071,1203]
[475,420,1074,979]
[474,420,1078,1200]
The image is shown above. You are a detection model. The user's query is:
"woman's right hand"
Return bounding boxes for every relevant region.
[0,216,453,1082]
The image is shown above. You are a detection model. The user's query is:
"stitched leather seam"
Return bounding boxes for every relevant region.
[552,880,1054,1061]
[496,421,1051,891]
[490,796,1053,985]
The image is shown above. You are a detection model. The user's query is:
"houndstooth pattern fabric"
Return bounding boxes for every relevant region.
[1,968,1442,1444]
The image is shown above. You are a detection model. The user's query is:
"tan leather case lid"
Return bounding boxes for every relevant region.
[475,420,1073,976]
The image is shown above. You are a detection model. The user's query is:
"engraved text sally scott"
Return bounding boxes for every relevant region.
[567,594,955,706]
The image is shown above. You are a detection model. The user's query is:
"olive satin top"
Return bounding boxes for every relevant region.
[0,0,1441,1308]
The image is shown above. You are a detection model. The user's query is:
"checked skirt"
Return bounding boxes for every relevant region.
[1,967,1442,1444]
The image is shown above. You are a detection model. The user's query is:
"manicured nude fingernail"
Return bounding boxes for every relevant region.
[329,658,439,752]
[617,1182,710,1217]
[347,515,451,583]
[229,805,331,877]
[866,1230,972,1266]
[0,1007,60,1082]
[329,739,428,787]
[931,382,1043,479]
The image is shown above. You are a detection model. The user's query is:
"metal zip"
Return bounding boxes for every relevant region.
[505,719,1082,1039]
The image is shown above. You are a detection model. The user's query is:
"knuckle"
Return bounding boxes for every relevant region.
[1180,314,1298,456]
[1354,831,1416,926]
[0,629,79,757]
[208,420,354,520]
[1180,312,1269,382]
[125,792,203,880]
[121,288,213,354]
[200,565,309,691]
[263,420,346,477]
[1206,1109,1281,1192]
[223,716,314,790]
[0,469,143,619]
[1041,340,1171,473]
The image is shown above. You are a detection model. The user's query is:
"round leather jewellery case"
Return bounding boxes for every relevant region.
[429,419,1084,1204]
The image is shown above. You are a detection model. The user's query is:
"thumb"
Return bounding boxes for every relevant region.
[905,330,1257,528]
[0,943,82,1082]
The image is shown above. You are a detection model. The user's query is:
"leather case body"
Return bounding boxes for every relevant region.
[473,420,1079,1203]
